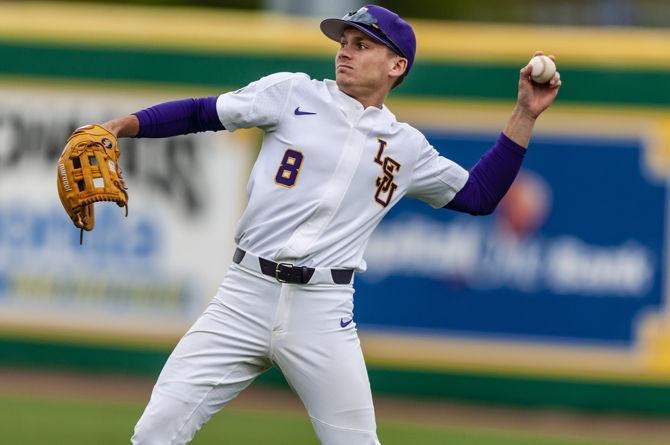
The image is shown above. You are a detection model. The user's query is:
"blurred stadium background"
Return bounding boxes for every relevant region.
[1,0,670,443]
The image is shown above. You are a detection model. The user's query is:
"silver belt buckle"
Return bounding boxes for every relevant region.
[275,262,293,283]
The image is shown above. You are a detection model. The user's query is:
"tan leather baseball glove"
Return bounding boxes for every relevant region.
[57,124,128,244]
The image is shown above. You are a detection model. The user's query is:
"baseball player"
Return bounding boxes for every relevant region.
[100,5,560,444]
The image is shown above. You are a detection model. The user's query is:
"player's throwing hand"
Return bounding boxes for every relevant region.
[517,50,561,120]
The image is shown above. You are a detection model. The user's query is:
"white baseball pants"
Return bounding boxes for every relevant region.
[131,262,380,444]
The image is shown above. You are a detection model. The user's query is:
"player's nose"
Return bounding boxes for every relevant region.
[337,46,352,60]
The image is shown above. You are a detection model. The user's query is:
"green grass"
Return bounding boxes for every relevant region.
[0,394,662,445]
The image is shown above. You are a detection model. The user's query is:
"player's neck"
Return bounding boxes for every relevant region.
[359,95,385,109]
[348,90,387,109]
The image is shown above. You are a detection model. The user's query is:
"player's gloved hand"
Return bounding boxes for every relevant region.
[56,124,129,244]
[516,50,561,119]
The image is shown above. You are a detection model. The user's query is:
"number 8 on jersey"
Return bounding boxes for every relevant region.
[275,149,304,188]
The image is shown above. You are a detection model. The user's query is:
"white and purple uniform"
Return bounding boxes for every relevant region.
[130,72,525,445]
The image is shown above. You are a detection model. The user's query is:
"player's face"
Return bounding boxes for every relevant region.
[335,28,405,100]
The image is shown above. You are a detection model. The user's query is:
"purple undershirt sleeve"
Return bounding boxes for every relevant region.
[445,132,526,215]
[132,96,224,138]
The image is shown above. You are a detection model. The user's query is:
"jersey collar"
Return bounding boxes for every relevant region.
[325,79,396,125]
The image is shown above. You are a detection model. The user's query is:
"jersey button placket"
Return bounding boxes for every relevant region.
[276,126,365,259]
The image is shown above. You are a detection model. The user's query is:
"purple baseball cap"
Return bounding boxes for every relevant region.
[320,5,416,81]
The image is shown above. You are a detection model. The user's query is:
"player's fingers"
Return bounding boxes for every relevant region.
[533,50,544,57]
[520,63,533,76]
[549,71,561,88]
[547,54,556,62]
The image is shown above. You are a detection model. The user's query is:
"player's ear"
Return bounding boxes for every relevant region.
[389,56,407,83]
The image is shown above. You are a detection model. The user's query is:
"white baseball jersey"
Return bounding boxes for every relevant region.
[216,72,469,271]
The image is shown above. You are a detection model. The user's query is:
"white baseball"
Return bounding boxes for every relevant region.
[529,55,556,84]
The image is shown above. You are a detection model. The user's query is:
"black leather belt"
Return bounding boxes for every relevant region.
[233,248,354,285]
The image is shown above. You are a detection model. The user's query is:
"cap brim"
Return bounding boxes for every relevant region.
[320,18,398,55]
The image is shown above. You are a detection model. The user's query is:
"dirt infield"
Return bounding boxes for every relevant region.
[1,367,669,444]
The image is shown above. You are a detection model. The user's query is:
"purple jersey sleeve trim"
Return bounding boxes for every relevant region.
[133,96,224,138]
[445,132,526,215]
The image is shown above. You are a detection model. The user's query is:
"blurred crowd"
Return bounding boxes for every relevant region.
[31,0,670,27]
